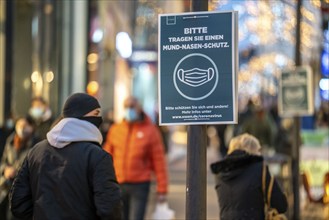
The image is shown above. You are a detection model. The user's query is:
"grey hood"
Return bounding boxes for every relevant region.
[47,118,103,148]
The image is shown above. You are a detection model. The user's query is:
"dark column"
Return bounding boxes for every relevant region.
[292,0,302,219]
[185,2,208,220]
[186,125,207,220]
[4,0,13,119]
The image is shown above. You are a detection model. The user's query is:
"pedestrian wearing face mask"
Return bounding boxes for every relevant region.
[0,114,15,159]
[103,96,168,220]
[28,97,54,140]
[0,116,37,220]
[10,93,122,220]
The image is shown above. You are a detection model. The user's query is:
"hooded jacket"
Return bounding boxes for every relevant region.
[210,150,287,220]
[9,118,122,220]
[103,114,168,194]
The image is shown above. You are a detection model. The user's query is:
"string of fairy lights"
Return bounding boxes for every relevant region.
[131,0,322,105]
[209,0,322,104]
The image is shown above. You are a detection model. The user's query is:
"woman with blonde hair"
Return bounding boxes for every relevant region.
[210,133,287,220]
[227,133,261,155]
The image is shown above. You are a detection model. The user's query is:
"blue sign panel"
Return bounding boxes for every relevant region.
[321,49,329,77]
[158,11,238,125]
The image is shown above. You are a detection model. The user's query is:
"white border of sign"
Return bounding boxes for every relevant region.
[278,65,314,117]
[158,10,239,125]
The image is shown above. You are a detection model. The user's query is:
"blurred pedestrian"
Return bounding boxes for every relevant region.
[103,96,168,220]
[316,102,329,128]
[241,105,277,150]
[10,93,122,220]
[28,97,54,140]
[0,116,37,220]
[233,99,255,136]
[274,118,294,156]
[214,124,228,157]
[210,133,287,220]
[0,114,15,158]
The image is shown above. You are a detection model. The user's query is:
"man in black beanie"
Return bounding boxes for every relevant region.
[9,93,122,220]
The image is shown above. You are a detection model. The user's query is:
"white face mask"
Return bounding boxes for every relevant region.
[29,107,44,119]
[177,67,214,87]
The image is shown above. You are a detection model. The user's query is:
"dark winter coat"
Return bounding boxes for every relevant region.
[0,133,36,203]
[210,150,287,220]
[9,118,122,220]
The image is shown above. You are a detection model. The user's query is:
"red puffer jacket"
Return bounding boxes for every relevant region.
[103,115,168,194]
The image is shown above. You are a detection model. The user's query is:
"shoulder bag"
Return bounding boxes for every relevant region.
[262,162,287,220]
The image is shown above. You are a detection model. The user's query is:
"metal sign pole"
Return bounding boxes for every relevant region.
[292,0,302,219]
[186,125,207,219]
[158,1,237,219]
[185,2,208,220]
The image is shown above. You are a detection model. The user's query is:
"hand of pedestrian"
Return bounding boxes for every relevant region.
[157,193,167,203]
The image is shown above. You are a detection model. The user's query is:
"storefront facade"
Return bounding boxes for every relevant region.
[0,0,327,126]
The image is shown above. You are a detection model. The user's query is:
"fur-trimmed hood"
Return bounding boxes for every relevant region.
[210,150,263,181]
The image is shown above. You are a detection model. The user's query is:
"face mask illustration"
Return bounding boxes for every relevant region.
[177,67,214,87]
[284,87,305,104]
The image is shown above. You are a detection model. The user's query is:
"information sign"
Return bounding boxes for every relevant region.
[158,11,238,125]
[279,66,314,116]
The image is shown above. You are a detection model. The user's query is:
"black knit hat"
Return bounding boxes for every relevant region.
[62,93,100,118]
